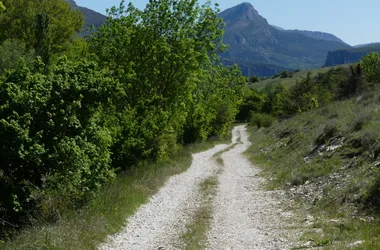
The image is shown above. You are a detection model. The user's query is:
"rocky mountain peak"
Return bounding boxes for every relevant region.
[219,2,269,29]
[234,2,261,21]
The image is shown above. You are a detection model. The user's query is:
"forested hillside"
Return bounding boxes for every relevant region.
[0,0,245,241]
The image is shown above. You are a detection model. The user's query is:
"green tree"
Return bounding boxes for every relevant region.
[0,1,5,12]
[90,0,228,161]
[248,75,259,84]
[236,88,264,121]
[361,52,380,84]
[0,39,35,74]
[0,0,84,64]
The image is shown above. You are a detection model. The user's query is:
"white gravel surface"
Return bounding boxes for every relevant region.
[100,125,295,250]
[206,125,293,250]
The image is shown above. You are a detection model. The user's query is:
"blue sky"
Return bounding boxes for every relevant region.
[75,0,380,46]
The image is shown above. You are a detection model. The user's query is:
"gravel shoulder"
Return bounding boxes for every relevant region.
[100,125,296,250]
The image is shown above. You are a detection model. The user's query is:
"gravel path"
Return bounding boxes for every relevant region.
[206,125,293,249]
[100,125,295,250]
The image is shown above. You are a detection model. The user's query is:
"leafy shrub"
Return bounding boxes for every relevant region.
[249,112,275,128]
[0,58,117,231]
[248,75,259,83]
[280,71,291,78]
[0,39,35,74]
[361,52,380,84]
[236,88,264,121]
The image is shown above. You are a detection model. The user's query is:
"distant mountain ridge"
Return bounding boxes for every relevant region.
[286,30,348,45]
[271,26,348,45]
[353,42,380,48]
[219,2,351,76]
[325,43,380,66]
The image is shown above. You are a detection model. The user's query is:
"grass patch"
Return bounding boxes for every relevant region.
[294,211,380,250]
[181,176,218,250]
[1,138,227,250]
[212,142,239,166]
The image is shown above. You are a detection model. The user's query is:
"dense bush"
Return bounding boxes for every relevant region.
[0,0,244,236]
[361,52,380,84]
[0,58,119,228]
[0,39,35,74]
[249,113,275,128]
[236,88,264,121]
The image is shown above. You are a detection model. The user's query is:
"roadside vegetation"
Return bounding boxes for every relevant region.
[3,139,227,249]
[243,52,380,249]
[0,0,245,247]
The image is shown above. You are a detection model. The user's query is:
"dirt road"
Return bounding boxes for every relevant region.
[100,125,295,250]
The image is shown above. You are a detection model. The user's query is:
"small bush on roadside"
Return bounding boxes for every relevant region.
[249,112,275,128]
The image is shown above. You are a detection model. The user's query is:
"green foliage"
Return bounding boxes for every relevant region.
[249,113,275,128]
[0,58,119,234]
[242,64,366,123]
[89,0,241,150]
[0,2,5,12]
[334,64,366,98]
[65,37,91,61]
[0,0,84,65]
[0,0,244,239]
[248,75,259,83]
[236,88,264,121]
[0,39,35,74]
[272,70,292,79]
[361,52,380,84]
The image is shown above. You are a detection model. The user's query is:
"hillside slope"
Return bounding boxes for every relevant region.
[247,92,380,249]
[243,57,380,248]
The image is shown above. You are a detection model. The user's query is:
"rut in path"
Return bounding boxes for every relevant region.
[100,125,295,250]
